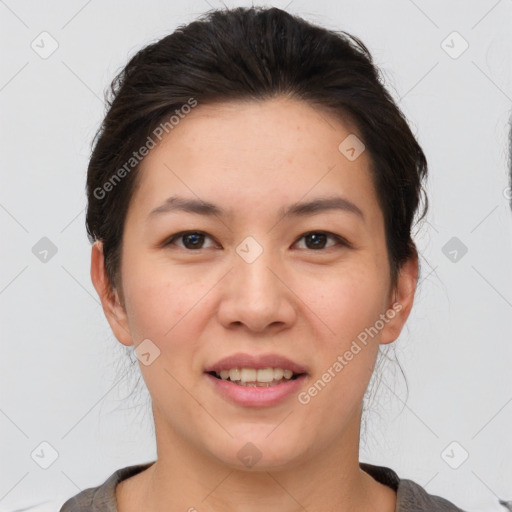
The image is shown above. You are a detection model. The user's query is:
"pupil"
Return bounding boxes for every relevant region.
[182,233,326,250]
[307,233,326,249]
[184,233,203,248]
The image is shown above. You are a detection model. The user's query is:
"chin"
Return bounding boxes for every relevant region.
[206,433,307,471]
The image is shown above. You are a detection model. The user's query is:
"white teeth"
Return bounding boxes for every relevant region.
[240,368,257,382]
[256,368,274,382]
[214,367,298,385]
[229,368,241,381]
[273,368,284,380]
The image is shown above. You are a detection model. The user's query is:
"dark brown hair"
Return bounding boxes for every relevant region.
[86,6,428,298]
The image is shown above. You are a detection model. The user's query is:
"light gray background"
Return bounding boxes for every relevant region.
[1,0,511,510]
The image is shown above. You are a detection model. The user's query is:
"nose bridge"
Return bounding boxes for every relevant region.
[218,235,295,331]
[234,236,279,305]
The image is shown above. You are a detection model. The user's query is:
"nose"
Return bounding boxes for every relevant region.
[216,242,297,334]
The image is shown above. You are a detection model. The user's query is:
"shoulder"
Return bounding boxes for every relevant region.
[360,462,467,512]
[59,462,155,512]
[397,477,467,512]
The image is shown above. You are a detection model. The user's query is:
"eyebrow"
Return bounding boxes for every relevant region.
[147,195,365,222]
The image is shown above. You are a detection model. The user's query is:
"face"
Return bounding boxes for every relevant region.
[92,96,417,471]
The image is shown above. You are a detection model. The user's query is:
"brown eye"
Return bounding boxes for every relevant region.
[164,231,216,250]
[294,231,348,250]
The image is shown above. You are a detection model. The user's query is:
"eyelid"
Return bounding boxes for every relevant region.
[163,230,218,250]
[295,231,351,250]
[163,230,352,251]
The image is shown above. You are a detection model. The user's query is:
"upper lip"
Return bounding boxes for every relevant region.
[205,352,307,375]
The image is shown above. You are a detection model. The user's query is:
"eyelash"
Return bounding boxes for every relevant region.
[162,230,351,251]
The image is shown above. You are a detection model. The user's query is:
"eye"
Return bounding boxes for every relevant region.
[162,230,350,251]
[294,231,349,251]
[163,231,217,250]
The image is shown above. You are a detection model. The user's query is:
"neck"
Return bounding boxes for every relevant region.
[125,406,395,512]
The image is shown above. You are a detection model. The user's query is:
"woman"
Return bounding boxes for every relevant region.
[60,6,466,511]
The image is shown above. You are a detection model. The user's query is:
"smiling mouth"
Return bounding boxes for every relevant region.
[207,367,304,387]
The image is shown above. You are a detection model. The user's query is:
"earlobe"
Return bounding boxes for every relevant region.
[90,241,133,347]
[380,253,419,345]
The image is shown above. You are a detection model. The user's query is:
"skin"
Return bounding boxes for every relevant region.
[91,96,418,512]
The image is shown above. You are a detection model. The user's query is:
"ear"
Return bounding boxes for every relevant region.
[90,241,133,347]
[380,252,418,345]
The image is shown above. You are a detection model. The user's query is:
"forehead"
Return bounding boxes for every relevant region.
[130,97,380,225]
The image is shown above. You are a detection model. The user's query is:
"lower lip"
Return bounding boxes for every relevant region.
[205,373,307,407]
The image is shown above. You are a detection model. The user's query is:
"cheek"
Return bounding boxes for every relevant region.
[121,262,218,396]
[296,269,383,425]
[299,262,388,344]
[122,269,205,403]
[122,252,204,342]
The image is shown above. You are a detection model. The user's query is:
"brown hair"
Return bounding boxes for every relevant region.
[86,5,428,298]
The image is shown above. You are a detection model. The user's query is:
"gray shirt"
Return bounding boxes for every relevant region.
[59,461,466,511]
